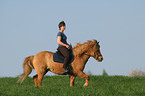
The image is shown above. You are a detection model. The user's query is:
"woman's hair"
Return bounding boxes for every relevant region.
[58,21,65,30]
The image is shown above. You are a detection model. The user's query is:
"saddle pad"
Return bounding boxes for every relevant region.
[53,52,74,63]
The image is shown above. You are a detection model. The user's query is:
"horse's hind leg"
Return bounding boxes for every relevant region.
[33,74,38,87]
[77,71,90,87]
[37,68,50,87]
[33,73,44,87]
[37,74,43,87]
[33,69,49,87]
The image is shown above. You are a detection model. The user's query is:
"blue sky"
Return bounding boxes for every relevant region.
[0,0,145,77]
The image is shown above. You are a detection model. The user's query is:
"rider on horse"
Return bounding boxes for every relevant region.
[57,21,71,73]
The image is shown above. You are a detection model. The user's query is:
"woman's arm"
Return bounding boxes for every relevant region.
[57,36,69,48]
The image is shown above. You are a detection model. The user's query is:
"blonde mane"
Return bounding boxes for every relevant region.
[73,40,98,56]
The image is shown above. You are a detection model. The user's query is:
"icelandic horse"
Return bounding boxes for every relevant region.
[17,40,103,87]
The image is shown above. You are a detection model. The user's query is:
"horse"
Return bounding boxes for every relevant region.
[17,39,103,87]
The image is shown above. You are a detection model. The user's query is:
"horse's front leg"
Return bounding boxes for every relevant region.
[77,71,90,87]
[70,75,76,87]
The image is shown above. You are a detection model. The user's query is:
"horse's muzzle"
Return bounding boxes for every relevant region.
[97,56,103,62]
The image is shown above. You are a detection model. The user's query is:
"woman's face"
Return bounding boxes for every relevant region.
[61,26,66,31]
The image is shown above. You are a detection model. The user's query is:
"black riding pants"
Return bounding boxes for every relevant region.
[58,46,71,69]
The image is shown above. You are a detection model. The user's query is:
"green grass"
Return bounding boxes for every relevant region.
[0,76,145,96]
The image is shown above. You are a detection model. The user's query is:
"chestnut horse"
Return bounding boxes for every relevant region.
[17,40,103,87]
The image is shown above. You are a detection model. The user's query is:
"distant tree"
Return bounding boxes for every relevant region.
[102,69,108,76]
[127,69,145,77]
[143,69,145,76]
[87,70,93,76]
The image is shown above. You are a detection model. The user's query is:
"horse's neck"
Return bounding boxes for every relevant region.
[72,44,91,70]
[73,45,89,57]
[72,54,90,71]
[73,49,90,65]
[81,54,90,64]
[72,43,91,64]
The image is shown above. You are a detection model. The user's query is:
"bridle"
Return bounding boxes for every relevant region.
[84,50,102,60]
[94,50,102,60]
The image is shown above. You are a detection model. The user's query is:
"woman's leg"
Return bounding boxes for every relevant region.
[58,47,71,69]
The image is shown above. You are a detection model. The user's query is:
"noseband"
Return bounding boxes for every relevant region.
[84,50,102,60]
[94,51,102,60]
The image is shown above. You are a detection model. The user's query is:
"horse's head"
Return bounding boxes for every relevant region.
[94,41,103,62]
[85,40,103,62]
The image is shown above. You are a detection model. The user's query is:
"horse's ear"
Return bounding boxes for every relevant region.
[93,39,97,44]
[97,41,100,44]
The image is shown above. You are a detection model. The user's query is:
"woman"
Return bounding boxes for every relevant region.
[57,21,71,73]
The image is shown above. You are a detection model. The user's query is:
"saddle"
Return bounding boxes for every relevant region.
[53,48,74,63]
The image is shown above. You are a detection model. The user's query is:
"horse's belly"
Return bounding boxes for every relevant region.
[49,63,64,75]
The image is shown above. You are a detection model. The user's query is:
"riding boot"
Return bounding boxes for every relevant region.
[63,67,68,74]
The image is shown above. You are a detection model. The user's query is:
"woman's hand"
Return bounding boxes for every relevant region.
[66,45,70,48]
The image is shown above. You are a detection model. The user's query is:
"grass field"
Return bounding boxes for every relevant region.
[0,76,144,96]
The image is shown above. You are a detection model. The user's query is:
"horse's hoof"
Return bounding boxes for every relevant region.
[83,83,88,87]
[70,84,74,87]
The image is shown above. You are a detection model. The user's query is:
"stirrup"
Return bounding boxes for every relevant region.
[63,69,68,74]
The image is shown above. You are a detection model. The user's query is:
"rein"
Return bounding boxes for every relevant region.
[84,50,102,60]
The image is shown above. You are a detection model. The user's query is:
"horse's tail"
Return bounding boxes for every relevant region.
[17,55,34,84]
